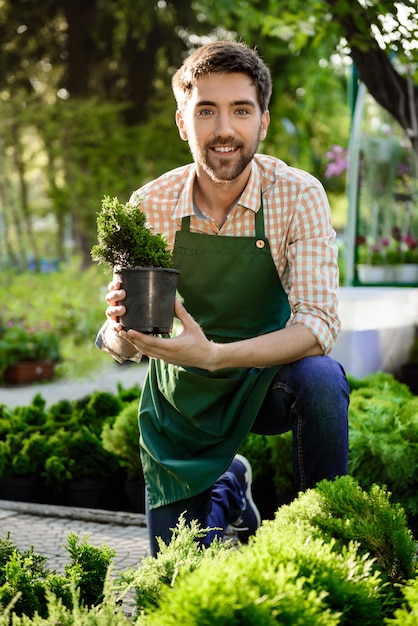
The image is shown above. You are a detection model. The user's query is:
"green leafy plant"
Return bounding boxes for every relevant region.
[91,195,173,272]
[0,321,61,381]
[63,532,116,608]
[101,399,143,480]
[0,532,116,621]
[42,426,120,490]
[116,514,227,616]
[346,372,418,529]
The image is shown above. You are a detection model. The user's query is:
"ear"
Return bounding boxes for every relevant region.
[175,110,188,141]
[259,110,270,141]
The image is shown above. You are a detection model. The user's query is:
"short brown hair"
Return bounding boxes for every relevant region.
[172,41,272,112]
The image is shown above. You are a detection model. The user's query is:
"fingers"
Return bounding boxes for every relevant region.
[174,298,195,325]
[106,281,126,322]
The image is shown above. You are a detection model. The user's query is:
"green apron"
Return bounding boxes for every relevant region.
[139,201,291,508]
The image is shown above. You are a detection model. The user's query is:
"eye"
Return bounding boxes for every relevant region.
[197,109,214,117]
[235,108,250,116]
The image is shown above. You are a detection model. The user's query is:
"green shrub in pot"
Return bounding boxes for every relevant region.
[91,195,179,334]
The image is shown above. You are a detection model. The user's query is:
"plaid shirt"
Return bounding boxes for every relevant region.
[129,154,340,354]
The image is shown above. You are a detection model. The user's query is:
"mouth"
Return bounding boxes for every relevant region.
[210,145,239,155]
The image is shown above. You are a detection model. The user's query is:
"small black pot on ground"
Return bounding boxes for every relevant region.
[399,363,418,395]
[124,479,146,513]
[115,267,180,334]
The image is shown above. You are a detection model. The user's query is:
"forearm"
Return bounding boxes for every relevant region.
[209,323,323,371]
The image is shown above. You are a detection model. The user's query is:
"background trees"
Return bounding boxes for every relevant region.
[0,0,416,269]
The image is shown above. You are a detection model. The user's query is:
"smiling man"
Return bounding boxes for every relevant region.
[97,41,350,557]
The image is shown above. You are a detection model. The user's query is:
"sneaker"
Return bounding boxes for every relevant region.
[228,454,261,542]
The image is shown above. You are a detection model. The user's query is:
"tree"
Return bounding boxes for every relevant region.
[254,1,418,157]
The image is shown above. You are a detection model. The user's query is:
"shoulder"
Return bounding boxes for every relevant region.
[129,164,194,206]
[255,154,325,192]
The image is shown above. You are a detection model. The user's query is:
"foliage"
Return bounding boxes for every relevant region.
[0,0,353,268]
[117,515,227,617]
[0,261,110,381]
[101,399,142,480]
[346,372,418,527]
[0,384,141,487]
[63,533,116,609]
[0,321,60,381]
[356,235,394,266]
[270,476,416,587]
[0,477,417,623]
[0,532,116,621]
[91,195,173,271]
[386,577,418,625]
[42,426,120,489]
[143,478,408,625]
[0,551,49,619]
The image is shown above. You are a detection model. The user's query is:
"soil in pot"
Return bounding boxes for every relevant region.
[115,267,180,334]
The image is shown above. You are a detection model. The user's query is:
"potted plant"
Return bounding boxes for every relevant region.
[0,321,61,385]
[394,233,418,284]
[356,236,395,284]
[91,195,180,334]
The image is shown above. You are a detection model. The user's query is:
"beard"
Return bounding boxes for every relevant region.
[189,134,260,184]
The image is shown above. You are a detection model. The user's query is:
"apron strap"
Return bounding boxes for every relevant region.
[181,215,191,231]
[181,194,265,237]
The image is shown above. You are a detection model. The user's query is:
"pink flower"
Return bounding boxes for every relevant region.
[324,145,348,179]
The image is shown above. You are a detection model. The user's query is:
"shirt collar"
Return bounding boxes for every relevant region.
[172,157,267,219]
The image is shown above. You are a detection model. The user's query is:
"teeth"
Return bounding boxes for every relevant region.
[214,146,235,152]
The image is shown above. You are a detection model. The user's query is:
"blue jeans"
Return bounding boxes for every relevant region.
[146,355,349,556]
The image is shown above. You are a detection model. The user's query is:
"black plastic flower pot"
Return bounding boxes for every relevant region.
[115,267,180,334]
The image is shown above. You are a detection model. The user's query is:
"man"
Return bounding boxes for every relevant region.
[97,41,350,556]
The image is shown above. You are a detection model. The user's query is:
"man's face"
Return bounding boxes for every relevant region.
[176,72,269,184]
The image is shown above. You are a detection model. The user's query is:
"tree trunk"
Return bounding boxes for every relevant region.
[62,0,98,96]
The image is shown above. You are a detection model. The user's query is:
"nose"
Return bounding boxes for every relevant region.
[215,111,234,137]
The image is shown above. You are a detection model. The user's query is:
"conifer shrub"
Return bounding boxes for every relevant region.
[0,532,116,621]
[116,515,226,616]
[386,577,418,625]
[267,476,416,587]
[127,477,415,624]
[63,533,116,608]
[346,372,418,530]
[143,515,382,625]
[101,399,142,480]
[91,195,173,271]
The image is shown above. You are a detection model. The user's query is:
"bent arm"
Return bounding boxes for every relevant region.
[121,299,322,372]
[209,322,322,371]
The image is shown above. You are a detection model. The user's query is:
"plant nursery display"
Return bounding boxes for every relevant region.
[0,321,61,384]
[91,195,179,334]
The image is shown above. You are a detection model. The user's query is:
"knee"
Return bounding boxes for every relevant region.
[281,356,349,401]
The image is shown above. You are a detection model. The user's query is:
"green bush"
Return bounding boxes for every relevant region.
[347,372,418,528]
[0,532,114,620]
[101,399,142,480]
[386,577,418,625]
[143,479,399,625]
[0,477,416,624]
[91,195,174,271]
[116,515,226,616]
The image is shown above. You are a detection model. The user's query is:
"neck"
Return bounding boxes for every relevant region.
[193,166,251,226]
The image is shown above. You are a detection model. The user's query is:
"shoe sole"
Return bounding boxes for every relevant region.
[234,454,261,529]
